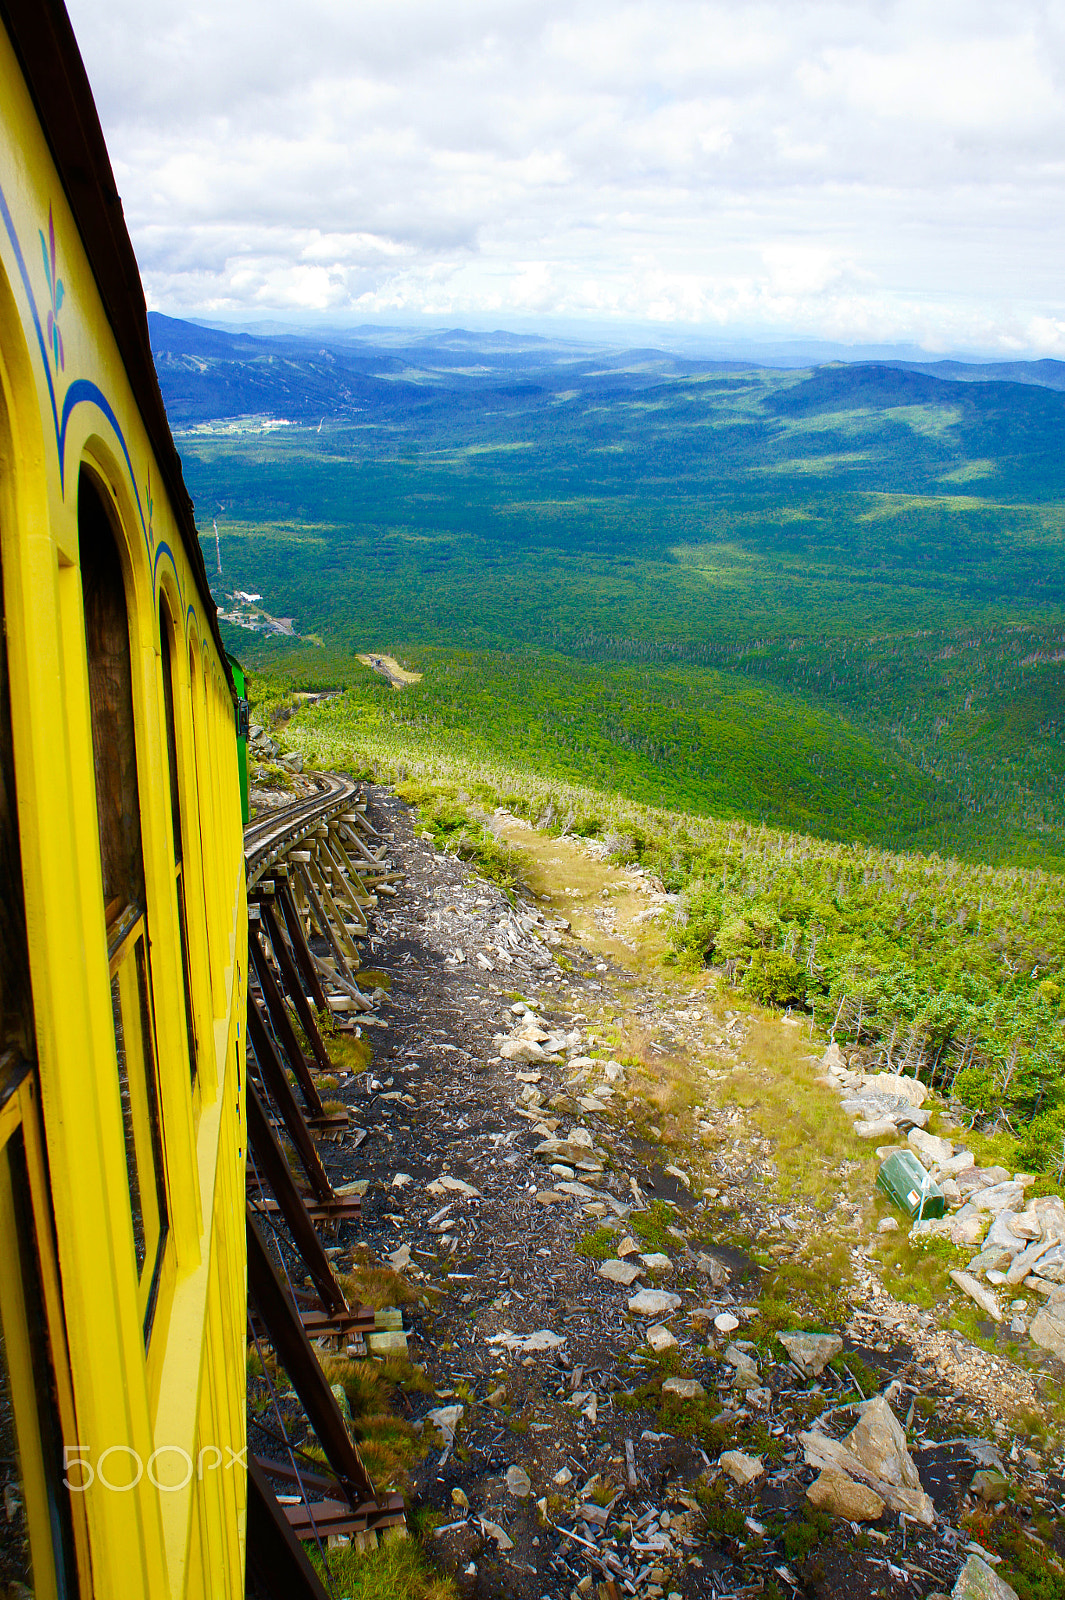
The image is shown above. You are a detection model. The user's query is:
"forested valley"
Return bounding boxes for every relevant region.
[151,315,1065,1175]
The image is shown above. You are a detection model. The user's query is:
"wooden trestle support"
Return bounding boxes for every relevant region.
[243,779,406,1596]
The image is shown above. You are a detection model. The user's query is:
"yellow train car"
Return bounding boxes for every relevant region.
[0,3,248,1595]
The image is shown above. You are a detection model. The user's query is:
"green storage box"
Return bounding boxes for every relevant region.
[876,1149,946,1221]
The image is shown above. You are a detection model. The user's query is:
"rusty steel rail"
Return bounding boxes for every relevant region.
[242,766,410,1572]
[244,771,358,890]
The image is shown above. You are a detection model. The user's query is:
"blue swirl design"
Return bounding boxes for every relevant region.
[1,178,190,626]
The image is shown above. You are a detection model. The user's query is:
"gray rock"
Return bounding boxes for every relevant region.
[600,1258,643,1287]
[479,1517,515,1553]
[856,1118,901,1140]
[807,1468,885,1521]
[969,1246,1015,1275]
[972,1182,1026,1217]
[983,1212,1026,1255]
[862,1071,928,1108]
[719,1449,763,1485]
[912,1207,988,1248]
[629,1288,682,1317]
[662,1376,705,1400]
[1005,1237,1059,1285]
[724,1344,760,1385]
[426,1404,464,1443]
[909,1128,954,1166]
[505,1465,532,1498]
[1036,1244,1065,1282]
[949,1271,1002,1322]
[951,1553,1020,1600]
[778,1330,844,1378]
[1010,1206,1043,1240]
[640,1252,673,1273]
[970,1469,1009,1504]
[695,1252,730,1287]
[842,1094,908,1119]
[937,1149,975,1179]
[1034,1194,1065,1243]
[1030,1299,1065,1360]
[800,1395,935,1523]
[956,1166,1011,1196]
[501,1038,546,1062]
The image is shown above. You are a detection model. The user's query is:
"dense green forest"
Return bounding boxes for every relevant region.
[248,664,1065,1179]
[168,327,1065,869]
[148,317,1065,1162]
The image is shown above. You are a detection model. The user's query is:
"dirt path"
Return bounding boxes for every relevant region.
[318,787,1064,1600]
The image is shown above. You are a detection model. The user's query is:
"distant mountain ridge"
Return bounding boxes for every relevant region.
[884,356,1065,391]
[148,312,1065,427]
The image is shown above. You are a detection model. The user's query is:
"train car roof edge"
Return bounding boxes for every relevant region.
[0,0,235,696]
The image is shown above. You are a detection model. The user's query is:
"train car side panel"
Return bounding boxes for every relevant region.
[0,13,248,1596]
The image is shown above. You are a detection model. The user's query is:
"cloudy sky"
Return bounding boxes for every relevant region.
[66,0,1065,353]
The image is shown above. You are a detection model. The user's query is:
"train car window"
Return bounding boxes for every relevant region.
[160,606,197,1082]
[0,535,34,1098]
[187,641,219,1004]
[78,472,169,1341]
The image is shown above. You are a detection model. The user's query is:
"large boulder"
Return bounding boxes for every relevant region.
[1030,1298,1065,1361]
[1034,1194,1065,1244]
[1035,1245,1065,1283]
[800,1394,935,1523]
[696,1252,730,1287]
[955,1166,1011,1196]
[908,1128,954,1167]
[1006,1238,1058,1285]
[806,1469,885,1521]
[969,1245,1015,1275]
[534,1130,603,1170]
[952,1553,1020,1600]
[968,1182,1025,1216]
[983,1211,1027,1255]
[863,1072,928,1108]
[501,1038,546,1062]
[1008,1207,1043,1241]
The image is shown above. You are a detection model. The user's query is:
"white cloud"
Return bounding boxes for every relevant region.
[65,0,1065,350]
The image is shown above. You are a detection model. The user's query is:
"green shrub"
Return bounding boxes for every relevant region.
[743,948,808,1007]
[953,1066,1002,1115]
[1017,1113,1065,1176]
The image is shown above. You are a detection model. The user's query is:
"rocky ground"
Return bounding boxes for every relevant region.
[268,781,1065,1600]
